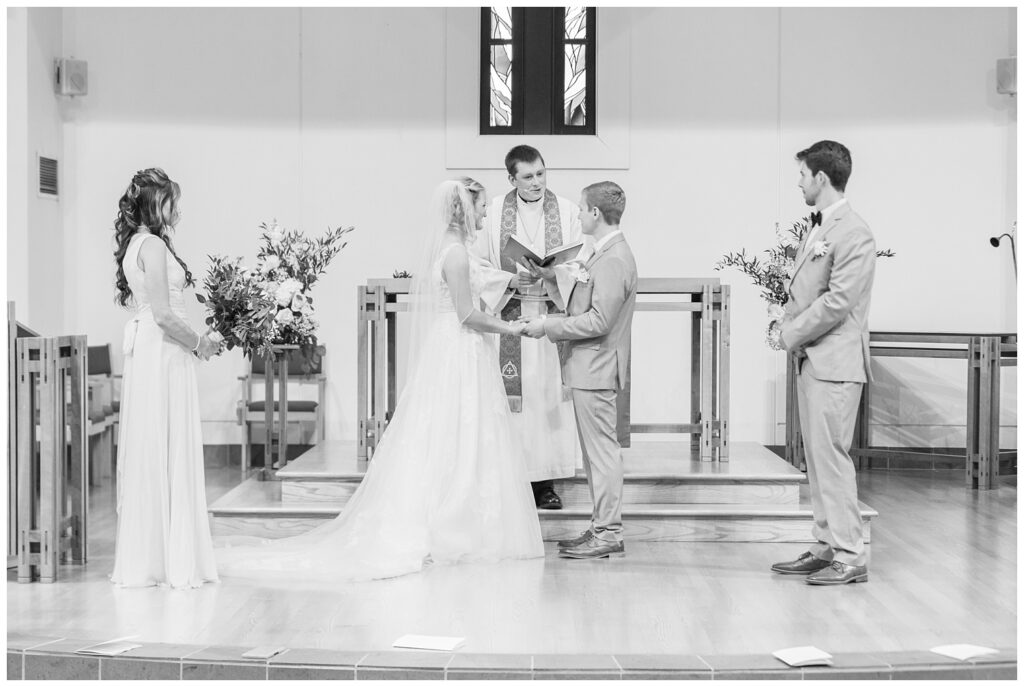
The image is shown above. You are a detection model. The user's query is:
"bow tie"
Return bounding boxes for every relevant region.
[810,211,823,227]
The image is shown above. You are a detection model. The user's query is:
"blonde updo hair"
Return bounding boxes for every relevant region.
[438,176,486,242]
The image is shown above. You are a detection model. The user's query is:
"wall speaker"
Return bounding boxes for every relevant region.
[54,58,88,97]
[996,57,1016,96]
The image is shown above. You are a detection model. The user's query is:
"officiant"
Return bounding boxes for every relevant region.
[470,145,583,509]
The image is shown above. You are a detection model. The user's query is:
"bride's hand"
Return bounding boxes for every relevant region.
[509,321,526,337]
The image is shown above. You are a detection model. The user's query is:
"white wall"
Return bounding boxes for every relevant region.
[7,8,30,318]
[46,7,1015,447]
[8,8,66,333]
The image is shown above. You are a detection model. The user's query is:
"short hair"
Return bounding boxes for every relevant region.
[504,145,545,177]
[795,140,852,192]
[582,181,626,225]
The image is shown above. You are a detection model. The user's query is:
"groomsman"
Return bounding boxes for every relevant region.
[771,140,876,585]
[523,181,638,559]
[472,145,583,510]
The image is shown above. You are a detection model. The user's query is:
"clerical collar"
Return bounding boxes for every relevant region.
[517,192,543,204]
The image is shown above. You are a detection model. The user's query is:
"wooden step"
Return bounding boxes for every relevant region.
[209,479,877,544]
[275,440,806,507]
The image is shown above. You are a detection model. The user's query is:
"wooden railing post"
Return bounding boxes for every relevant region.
[15,335,88,583]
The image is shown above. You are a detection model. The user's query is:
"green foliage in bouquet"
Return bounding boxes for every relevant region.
[715,216,895,307]
[197,221,354,364]
[715,216,894,350]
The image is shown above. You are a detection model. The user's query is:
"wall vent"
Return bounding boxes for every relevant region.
[39,156,58,197]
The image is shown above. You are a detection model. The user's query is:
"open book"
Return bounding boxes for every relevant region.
[505,235,584,269]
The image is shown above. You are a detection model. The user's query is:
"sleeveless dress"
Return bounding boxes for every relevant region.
[215,242,544,581]
[110,233,219,589]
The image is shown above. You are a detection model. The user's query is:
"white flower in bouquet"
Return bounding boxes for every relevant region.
[260,255,281,274]
[274,307,295,325]
[776,228,800,249]
[266,220,286,245]
[290,291,309,313]
[767,303,785,323]
[275,278,303,306]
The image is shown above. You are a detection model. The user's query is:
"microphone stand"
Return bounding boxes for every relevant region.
[989,223,1017,280]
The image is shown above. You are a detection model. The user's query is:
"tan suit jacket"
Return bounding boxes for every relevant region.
[543,234,638,390]
[781,203,876,383]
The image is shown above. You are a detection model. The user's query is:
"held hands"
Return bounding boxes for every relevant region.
[516,317,547,339]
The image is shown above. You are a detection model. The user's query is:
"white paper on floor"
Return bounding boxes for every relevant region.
[772,646,834,667]
[931,644,999,661]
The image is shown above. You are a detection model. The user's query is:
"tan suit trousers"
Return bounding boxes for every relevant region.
[570,388,623,543]
[797,365,867,567]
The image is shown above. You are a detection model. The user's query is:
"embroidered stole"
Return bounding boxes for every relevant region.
[498,189,562,412]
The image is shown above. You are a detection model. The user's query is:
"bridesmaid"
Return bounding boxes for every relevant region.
[110,168,220,588]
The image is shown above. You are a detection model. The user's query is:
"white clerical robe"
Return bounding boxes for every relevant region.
[469,192,585,481]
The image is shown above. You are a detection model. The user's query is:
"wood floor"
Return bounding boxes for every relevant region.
[6,458,1016,656]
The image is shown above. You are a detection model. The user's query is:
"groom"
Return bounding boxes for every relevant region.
[522,181,638,559]
[771,140,876,585]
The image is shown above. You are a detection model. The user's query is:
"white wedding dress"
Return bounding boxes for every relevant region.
[216,241,544,581]
[111,233,219,589]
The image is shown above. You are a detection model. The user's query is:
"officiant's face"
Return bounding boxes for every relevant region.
[797,161,823,207]
[510,159,546,202]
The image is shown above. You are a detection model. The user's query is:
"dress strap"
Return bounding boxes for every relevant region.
[126,233,163,270]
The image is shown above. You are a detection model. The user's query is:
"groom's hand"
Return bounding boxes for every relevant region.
[520,317,547,339]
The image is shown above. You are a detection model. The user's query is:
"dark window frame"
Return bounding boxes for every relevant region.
[480,7,596,136]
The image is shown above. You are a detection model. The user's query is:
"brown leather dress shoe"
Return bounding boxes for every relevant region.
[557,529,593,549]
[771,551,832,575]
[806,561,868,585]
[559,537,625,559]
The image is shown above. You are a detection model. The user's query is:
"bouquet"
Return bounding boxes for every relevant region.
[715,216,894,350]
[197,220,354,365]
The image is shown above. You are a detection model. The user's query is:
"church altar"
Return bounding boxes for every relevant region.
[356,277,731,461]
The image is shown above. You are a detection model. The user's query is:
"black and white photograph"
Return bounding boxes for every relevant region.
[6,2,1017,681]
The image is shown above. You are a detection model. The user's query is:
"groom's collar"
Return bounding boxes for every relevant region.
[593,229,623,254]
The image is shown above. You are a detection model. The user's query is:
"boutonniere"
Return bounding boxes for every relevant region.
[812,240,831,259]
[576,268,591,284]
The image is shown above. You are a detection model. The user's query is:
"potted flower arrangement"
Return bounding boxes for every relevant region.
[197,221,354,372]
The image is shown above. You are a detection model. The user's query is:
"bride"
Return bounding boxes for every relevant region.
[216,177,544,581]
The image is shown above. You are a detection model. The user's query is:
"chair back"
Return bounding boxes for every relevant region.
[88,344,113,376]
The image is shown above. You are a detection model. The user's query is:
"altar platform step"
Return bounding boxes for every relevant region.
[207,479,877,543]
[274,440,806,507]
[208,441,877,544]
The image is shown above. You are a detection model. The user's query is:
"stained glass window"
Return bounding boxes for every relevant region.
[562,7,588,127]
[480,7,596,136]
[488,7,514,127]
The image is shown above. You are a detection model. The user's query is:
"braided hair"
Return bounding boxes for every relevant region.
[113,168,194,307]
